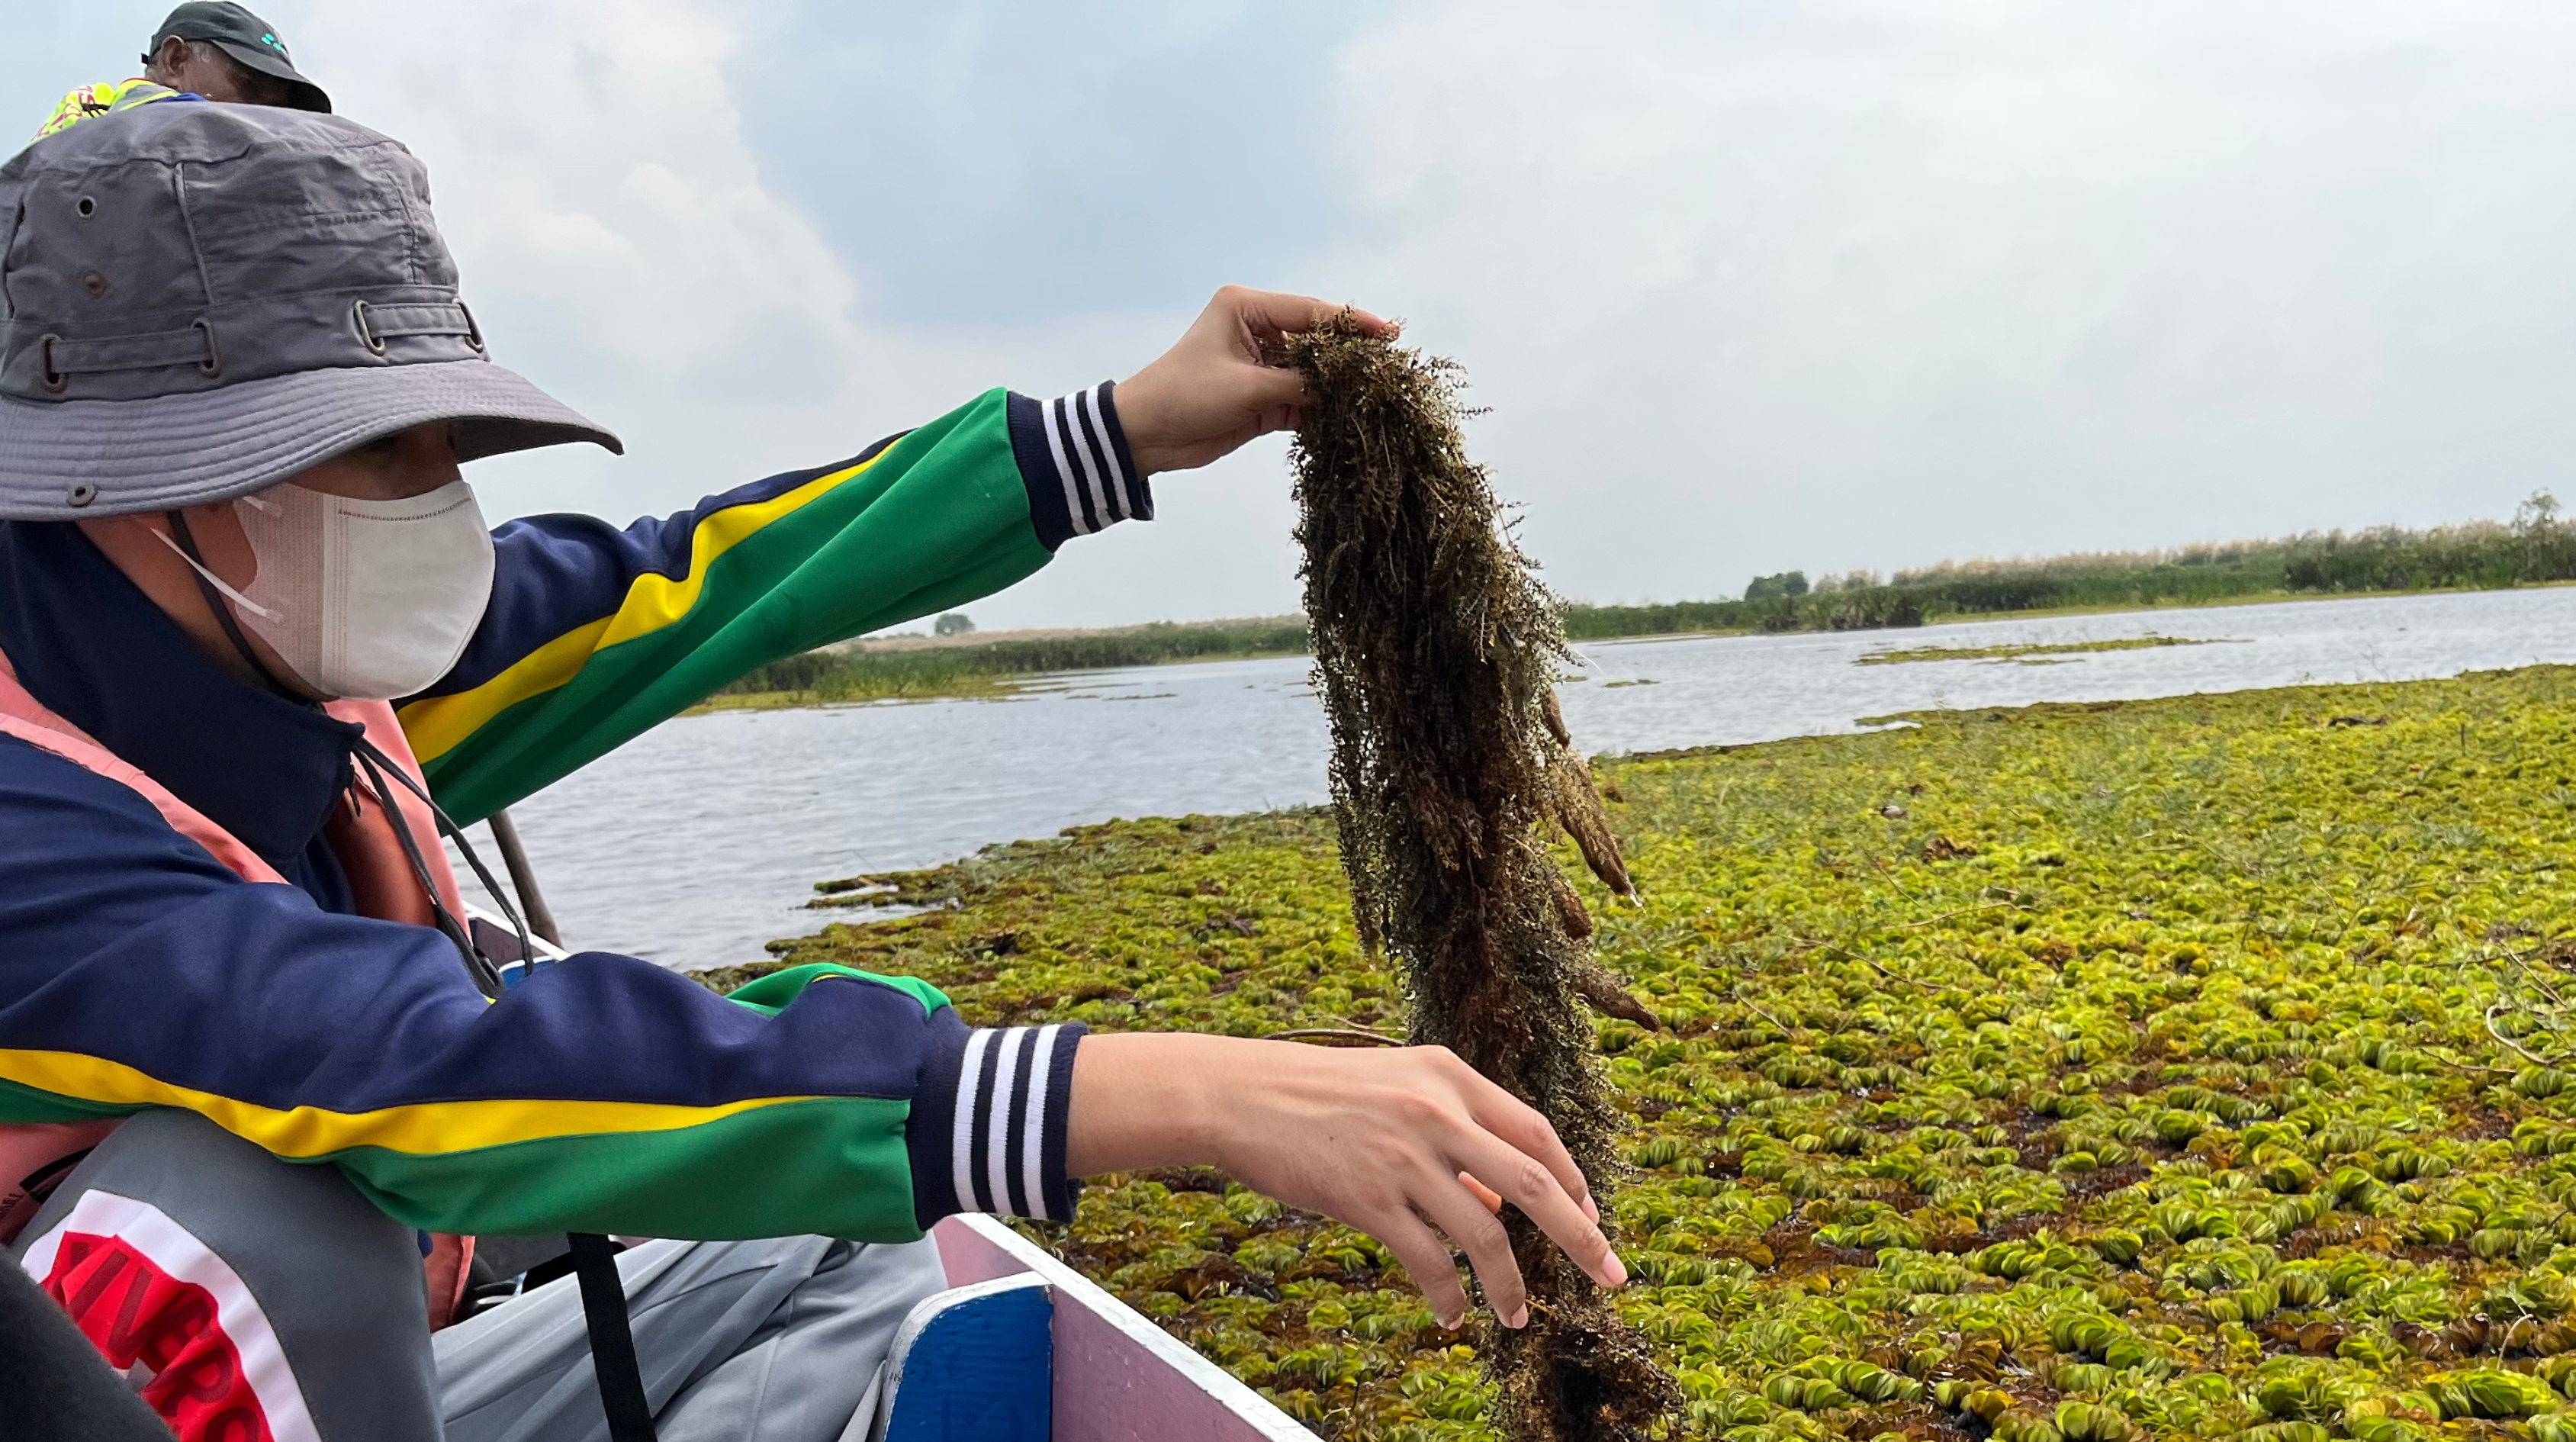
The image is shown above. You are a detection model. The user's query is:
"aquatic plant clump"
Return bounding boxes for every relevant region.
[1854,636,2224,668]
[1283,318,1675,1440]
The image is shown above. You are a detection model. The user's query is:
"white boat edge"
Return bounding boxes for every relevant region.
[465,902,569,974]
[933,1212,1320,1441]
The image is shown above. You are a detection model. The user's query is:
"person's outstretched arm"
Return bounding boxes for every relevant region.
[401,288,1388,822]
[0,735,1614,1328]
[1069,1033,1628,1331]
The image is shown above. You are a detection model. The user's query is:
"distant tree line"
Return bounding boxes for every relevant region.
[718,494,2574,697]
[1741,571,1809,600]
[1561,491,2575,639]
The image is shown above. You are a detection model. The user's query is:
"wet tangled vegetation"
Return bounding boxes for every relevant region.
[722,665,2576,1441]
[1288,317,1674,1437]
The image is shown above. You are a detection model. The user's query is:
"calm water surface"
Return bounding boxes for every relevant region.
[458,587,2576,971]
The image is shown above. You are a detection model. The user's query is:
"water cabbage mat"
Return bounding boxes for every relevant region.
[732,665,2576,1441]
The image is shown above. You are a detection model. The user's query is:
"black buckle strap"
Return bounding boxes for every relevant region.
[346,743,504,999]
[570,1234,660,1442]
[343,748,654,1437]
[341,736,532,979]
[342,745,651,1438]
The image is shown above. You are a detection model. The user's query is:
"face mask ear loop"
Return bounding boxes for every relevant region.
[349,742,507,999]
[350,733,534,989]
[162,510,304,703]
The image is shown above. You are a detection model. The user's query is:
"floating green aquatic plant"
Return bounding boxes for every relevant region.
[732,665,2576,1440]
[1855,637,2224,667]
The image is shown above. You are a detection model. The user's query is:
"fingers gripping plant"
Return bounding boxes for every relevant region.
[1288,317,1677,1440]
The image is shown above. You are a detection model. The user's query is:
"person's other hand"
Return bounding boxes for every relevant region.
[1066,1032,1624,1331]
[1114,286,1396,476]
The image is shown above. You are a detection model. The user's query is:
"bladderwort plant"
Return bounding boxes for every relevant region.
[1285,316,1677,1442]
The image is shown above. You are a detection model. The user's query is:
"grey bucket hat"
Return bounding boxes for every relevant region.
[0,102,620,520]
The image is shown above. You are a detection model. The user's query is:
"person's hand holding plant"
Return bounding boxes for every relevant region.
[1068,1033,1626,1331]
[1114,286,1397,476]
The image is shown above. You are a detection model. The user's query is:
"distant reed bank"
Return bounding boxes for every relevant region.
[704,618,1314,707]
[1565,495,2576,639]
[705,498,2576,707]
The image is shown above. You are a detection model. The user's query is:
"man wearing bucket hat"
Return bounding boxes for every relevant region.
[0,100,1625,1442]
[37,3,327,142]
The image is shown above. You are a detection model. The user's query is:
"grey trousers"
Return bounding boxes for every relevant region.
[11,1109,946,1442]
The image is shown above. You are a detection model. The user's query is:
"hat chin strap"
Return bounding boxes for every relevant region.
[162,510,304,703]
[160,508,519,996]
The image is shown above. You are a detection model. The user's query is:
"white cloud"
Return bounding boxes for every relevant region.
[1311,1,2576,604]
[263,0,1284,631]
[278,1,951,504]
[209,1,2576,629]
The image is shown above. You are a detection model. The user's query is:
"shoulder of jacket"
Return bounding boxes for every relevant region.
[33,80,187,143]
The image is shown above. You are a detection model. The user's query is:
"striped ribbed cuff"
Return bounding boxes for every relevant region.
[1007,382,1153,550]
[910,1022,1085,1227]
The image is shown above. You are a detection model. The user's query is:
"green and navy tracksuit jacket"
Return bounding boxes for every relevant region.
[0,385,1146,1241]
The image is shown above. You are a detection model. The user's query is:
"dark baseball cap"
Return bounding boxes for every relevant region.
[145,3,331,114]
[0,104,620,520]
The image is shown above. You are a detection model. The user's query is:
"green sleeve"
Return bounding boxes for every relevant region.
[400,389,1059,822]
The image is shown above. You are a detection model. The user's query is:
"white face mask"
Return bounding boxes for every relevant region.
[158,480,497,701]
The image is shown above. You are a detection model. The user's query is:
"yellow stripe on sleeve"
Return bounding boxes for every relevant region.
[398,452,883,764]
[0,1048,828,1158]
[401,616,611,764]
[595,465,859,649]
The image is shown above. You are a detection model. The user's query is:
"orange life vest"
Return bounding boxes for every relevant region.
[0,647,481,1326]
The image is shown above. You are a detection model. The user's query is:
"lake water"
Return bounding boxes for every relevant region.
[455,587,2576,971]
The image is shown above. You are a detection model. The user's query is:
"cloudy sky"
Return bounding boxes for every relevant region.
[17,2,2576,629]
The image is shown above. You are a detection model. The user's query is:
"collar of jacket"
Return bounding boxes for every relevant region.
[0,520,363,879]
